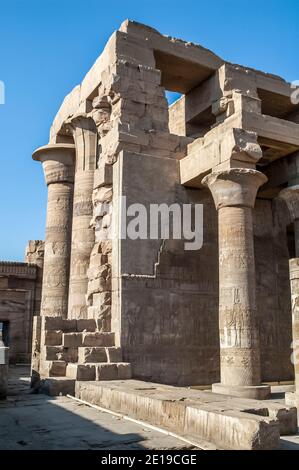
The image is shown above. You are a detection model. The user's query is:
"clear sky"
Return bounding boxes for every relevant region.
[0,0,298,261]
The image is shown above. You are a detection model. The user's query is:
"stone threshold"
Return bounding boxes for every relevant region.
[75,379,298,450]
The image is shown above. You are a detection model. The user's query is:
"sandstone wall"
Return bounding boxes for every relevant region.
[0,242,44,363]
[111,152,293,386]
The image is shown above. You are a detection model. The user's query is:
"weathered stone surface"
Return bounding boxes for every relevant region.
[203,169,270,398]
[44,330,62,346]
[76,319,97,332]
[33,145,75,319]
[41,377,75,396]
[30,22,299,447]
[82,332,115,347]
[66,363,96,380]
[62,333,83,348]
[78,347,107,363]
[75,380,283,450]
[43,360,67,377]
[106,346,122,363]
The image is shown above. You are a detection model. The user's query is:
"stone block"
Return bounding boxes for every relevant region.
[106,347,122,363]
[93,165,113,189]
[76,319,97,332]
[41,378,75,396]
[44,330,62,346]
[117,362,132,379]
[61,319,77,332]
[96,363,118,380]
[93,186,113,203]
[66,363,96,380]
[62,333,83,348]
[43,316,64,331]
[44,346,63,361]
[59,348,79,363]
[82,332,115,347]
[78,347,107,363]
[46,360,67,377]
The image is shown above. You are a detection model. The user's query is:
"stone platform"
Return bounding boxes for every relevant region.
[75,379,297,450]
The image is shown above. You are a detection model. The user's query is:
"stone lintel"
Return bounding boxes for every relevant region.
[181,129,263,188]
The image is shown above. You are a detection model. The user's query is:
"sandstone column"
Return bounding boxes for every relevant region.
[67,116,97,319]
[203,168,270,399]
[280,185,299,407]
[33,144,75,318]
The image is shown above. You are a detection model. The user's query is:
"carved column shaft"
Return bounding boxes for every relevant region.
[289,259,299,402]
[33,145,75,318]
[203,168,270,398]
[218,205,260,386]
[279,183,299,406]
[68,119,97,319]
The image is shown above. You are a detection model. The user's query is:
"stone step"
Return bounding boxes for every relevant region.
[96,362,132,380]
[41,377,75,396]
[43,360,67,377]
[78,346,122,364]
[66,363,96,380]
[65,362,132,381]
[75,379,283,450]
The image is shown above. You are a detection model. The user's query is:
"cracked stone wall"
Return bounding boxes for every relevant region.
[46,20,293,386]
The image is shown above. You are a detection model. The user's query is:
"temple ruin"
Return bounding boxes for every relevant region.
[26,20,299,448]
[0,241,44,363]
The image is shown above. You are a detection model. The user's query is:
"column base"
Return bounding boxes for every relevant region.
[212,382,271,400]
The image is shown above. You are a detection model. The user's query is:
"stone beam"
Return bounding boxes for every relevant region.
[243,112,299,148]
[119,20,223,93]
[180,127,262,187]
[258,152,299,198]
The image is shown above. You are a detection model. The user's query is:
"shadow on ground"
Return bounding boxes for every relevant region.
[0,366,193,450]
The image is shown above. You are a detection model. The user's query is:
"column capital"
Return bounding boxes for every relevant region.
[202,168,267,210]
[33,144,75,185]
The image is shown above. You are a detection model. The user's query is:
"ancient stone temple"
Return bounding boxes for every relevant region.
[0,240,44,363]
[32,19,299,410]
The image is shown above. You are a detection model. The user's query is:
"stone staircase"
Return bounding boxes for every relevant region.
[38,317,131,395]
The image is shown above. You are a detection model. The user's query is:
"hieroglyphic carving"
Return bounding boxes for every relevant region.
[203,169,267,391]
[33,144,75,319]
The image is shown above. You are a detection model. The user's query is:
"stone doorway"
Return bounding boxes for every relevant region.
[0,321,9,347]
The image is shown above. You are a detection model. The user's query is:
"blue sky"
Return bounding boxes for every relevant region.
[0,0,298,260]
